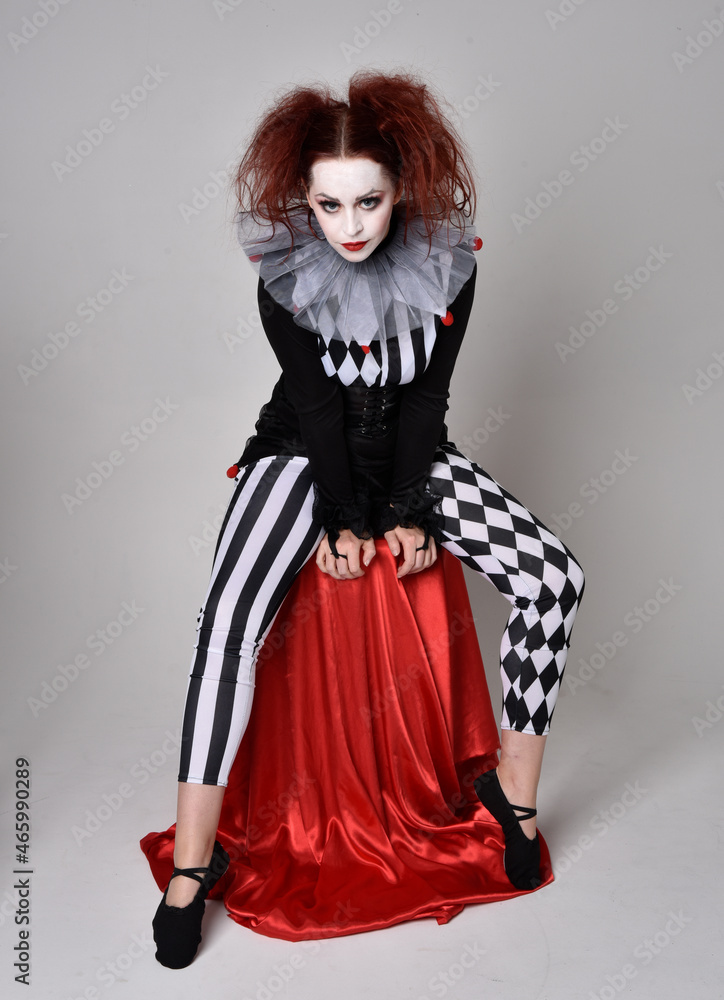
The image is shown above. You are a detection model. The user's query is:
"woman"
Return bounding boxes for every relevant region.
[151,68,585,968]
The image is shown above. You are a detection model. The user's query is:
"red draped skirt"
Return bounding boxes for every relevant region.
[140,544,552,941]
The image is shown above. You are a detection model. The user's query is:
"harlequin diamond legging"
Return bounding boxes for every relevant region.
[178,445,585,786]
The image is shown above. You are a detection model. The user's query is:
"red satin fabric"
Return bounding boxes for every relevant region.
[141,545,552,941]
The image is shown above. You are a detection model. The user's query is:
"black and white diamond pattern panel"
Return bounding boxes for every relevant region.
[428,444,586,735]
[317,313,437,387]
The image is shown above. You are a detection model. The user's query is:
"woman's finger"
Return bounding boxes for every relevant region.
[396,535,418,578]
[405,533,436,575]
[408,543,427,576]
[418,536,436,572]
[341,548,362,576]
[384,530,401,557]
[316,539,329,573]
[325,549,342,579]
[337,554,355,579]
[362,537,376,566]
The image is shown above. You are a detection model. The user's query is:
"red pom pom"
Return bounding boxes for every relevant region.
[361,344,370,354]
[293,304,299,313]
[441,310,454,326]
[249,254,262,262]
[227,464,239,478]
[471,236,483,251]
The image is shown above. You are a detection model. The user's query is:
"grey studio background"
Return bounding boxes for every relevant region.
[1,1,722,998]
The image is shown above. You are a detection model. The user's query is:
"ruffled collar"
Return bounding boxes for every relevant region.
[235,205,481,347]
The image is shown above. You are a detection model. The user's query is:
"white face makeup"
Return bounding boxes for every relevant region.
[304,157,402,262]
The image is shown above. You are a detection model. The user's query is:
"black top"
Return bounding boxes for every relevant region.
[236,214,478,542]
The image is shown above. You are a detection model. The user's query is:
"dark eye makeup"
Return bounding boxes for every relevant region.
[318,196,381,213]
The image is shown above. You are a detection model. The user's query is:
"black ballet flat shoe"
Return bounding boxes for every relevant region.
[474,769,542,891]
[152,840,230,969]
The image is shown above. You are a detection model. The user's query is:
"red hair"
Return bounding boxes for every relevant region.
[233,68,477,247]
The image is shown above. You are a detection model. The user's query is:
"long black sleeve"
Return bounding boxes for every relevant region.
[256,277,370,536]
[387,264,477,520]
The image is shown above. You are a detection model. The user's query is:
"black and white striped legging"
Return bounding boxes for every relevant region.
[178,445,585,786]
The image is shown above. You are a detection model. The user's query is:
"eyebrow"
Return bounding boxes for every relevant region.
[313,189,383,201]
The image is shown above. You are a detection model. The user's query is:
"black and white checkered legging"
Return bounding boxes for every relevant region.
[178,445,585,786]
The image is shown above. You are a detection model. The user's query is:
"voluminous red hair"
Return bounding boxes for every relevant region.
[233,68,477,247]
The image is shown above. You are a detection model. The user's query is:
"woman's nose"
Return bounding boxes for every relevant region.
[342,211,363,237]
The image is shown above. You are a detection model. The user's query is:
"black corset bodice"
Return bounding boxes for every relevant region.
[341,385,402,439]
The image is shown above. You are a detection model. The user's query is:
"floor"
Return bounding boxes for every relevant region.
[5,601,721,1000]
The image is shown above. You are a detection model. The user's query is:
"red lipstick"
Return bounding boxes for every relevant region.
[341,241,368,251]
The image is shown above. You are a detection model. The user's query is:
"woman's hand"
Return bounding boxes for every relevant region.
[316,529,377,580]
[384,524,437,578]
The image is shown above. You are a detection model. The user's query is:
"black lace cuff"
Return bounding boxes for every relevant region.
[311,482,445,554]
[374,483,445,543]
[311,484,371,552]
